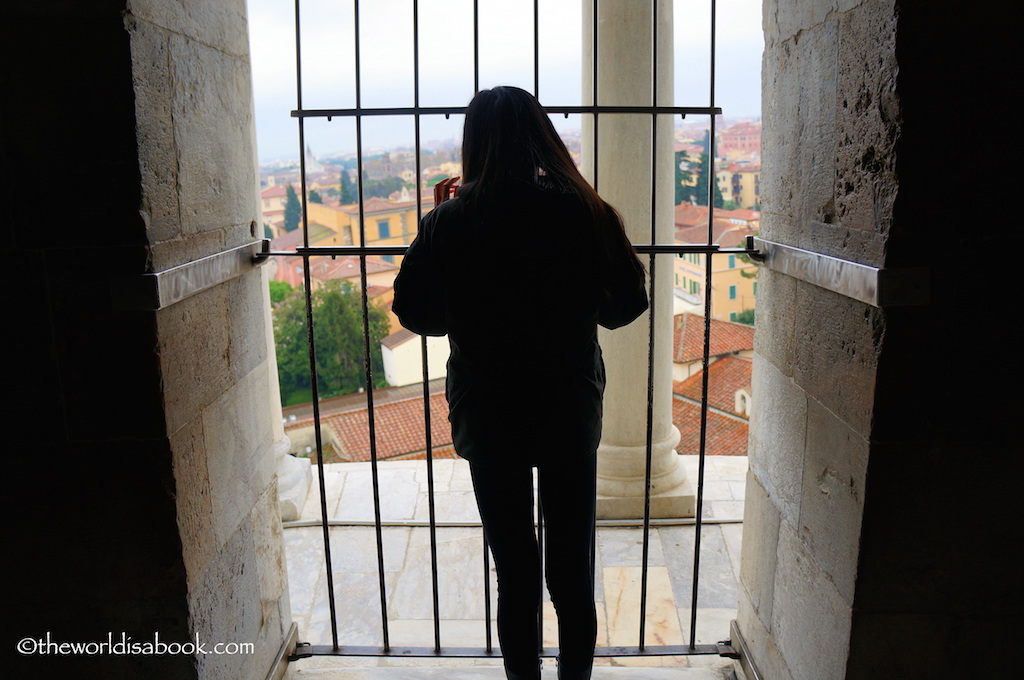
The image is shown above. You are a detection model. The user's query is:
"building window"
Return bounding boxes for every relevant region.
[377,219,391,239]
[729,285,737,300]
[728,255,736,269]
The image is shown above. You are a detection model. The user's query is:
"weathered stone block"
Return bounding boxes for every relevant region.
[128,17,181,244]
[750,269,797,378]
[791,283,881,438]
[171,416,217,591]
[169,33,256,237]
[738,475,780,630]
[771,523,851,680]
[799,397,868,603]
[157,285,233,435]
[203,362,276,548]
[747,356,806,527]
[834,1,899,240]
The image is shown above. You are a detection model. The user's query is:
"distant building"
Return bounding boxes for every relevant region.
[381,328,450,387]
[672,312,755,382]
[283,383,457,463]
[718,121,761,161]
[672,355,751,457]
[673,205,759,322]
[716,163,761,210]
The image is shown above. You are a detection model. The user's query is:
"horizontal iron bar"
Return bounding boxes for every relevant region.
[266,243,758,259]
[282,517,743,530]
[292,105,723,119]
[289,643,724,660]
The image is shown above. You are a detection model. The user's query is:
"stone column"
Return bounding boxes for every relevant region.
[250,104,311,522]
[583,0,694,519]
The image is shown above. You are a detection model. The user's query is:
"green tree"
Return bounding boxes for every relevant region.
[734,309,755,326]
[339,172,356,204]
[268,280,296,305]
[689,150,724,208]
[361,175,412,200]
[309,188,323,204]
[674,150,694,205]
[283,184,302,232]
[272,280,390,406]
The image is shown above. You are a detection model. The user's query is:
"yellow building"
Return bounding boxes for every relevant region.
[305,194,434,264]
[715,164,761,210]
[674,219,758,323]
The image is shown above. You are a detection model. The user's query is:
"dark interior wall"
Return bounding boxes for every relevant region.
[851,3,1021,678]
[3,2,195,678]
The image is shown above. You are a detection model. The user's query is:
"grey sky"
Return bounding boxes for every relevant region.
[247,0,763,162]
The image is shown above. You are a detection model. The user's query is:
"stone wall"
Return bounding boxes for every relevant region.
[740,2,895,675]
[128,0,291,677]
[5,1,290,678]
[740,1,1017,679]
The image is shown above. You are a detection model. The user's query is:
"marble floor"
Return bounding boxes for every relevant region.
[283,455,747,679]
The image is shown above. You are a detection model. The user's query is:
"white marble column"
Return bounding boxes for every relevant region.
[583,0,694,519]
[252,107,311,521]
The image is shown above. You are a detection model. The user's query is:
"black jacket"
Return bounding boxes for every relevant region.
[392,180,648,465]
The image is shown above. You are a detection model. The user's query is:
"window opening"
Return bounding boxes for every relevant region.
[256,0,761,665]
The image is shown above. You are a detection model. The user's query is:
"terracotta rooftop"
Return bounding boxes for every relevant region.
[382,328,418,350]
[308,255,397,283]
[324,391,453,462]
[673,355,753,416]
[675,220,756,247]
[673,313,755,364]
[672,398,749,457]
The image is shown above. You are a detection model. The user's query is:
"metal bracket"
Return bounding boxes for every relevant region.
[111,239,270,311]
[753,236,929,308]
[716,640,741,659]
[287,641,313,662]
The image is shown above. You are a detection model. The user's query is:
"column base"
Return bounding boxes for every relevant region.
[596,475,696,519]
[276,437,312,521]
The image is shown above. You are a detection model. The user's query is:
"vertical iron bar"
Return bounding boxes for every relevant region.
[637,0,659,651]
[536,484,544,655]
[483,535,493,653]
[412,0,443,654]
[591,0,599,191]
[689,0,718,649]
[294,0,340,650]
[533,0,540,97]
[351,0,391,652]
[473,0,480,93]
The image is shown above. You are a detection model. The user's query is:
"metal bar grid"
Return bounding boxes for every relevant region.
[285,0,738,663]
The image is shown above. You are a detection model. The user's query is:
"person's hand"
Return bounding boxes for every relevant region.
[433,176,461,206]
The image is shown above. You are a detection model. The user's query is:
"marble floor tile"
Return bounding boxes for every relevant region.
[284,456,746,675]
[601,566,683,647]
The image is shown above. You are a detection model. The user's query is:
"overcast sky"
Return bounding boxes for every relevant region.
[246,0,763,162]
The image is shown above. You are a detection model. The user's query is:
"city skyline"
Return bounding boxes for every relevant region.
[247,0,764,162]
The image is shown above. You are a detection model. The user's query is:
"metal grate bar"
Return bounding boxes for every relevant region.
[284,0,743,663]
[291,643,724,660]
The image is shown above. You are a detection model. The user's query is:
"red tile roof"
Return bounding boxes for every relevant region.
[672,398,749,456]
[673,313,755,364]
[673,355,752,415]
[382,328,418,349]
[308,255,397,283]
[324,392,453,462]
[676,220,756,247]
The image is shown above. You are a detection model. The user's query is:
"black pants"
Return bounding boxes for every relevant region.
[470,454,598,675]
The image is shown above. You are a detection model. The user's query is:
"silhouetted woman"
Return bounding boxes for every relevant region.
[393,86,647,680]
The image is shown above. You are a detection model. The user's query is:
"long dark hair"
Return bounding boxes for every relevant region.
[458,86,645,285]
